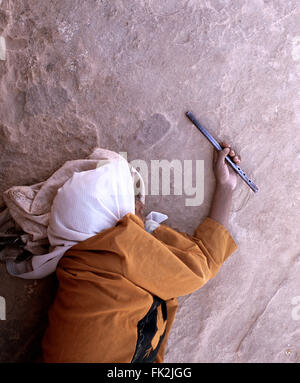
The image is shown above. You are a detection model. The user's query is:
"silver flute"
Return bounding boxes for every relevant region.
[186,111,258,193]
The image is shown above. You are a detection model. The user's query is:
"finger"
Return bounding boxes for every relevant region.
[233,155,240,163]
[220,141,230,148]
[217,147,230,164]
[220,142,242,163]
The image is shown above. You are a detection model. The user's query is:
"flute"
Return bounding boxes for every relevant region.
[186,111,258,193]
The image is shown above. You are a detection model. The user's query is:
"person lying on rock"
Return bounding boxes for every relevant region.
[41,143,240,363]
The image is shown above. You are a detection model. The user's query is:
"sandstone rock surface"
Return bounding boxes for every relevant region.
[0,0,299,362]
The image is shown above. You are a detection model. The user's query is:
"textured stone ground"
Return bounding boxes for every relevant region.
[0,0,300,362]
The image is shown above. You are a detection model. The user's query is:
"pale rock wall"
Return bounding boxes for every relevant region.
[0,0,299,362]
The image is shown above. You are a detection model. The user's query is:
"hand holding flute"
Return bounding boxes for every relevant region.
[209,143,241,228]
[186,111,258,193]
[213,142,241,191]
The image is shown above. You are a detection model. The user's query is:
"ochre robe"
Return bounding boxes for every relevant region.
[42,213,237,362]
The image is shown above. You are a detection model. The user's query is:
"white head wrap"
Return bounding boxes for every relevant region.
[48,158,136,246]
[6,156,167,279]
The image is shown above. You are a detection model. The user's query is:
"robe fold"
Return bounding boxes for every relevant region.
[42,213,237,363]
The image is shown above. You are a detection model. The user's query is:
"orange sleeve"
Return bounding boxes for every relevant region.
[148,216,238,297]
[109,214,238,300]
[62,213,237,300]
[153,217,237,362]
